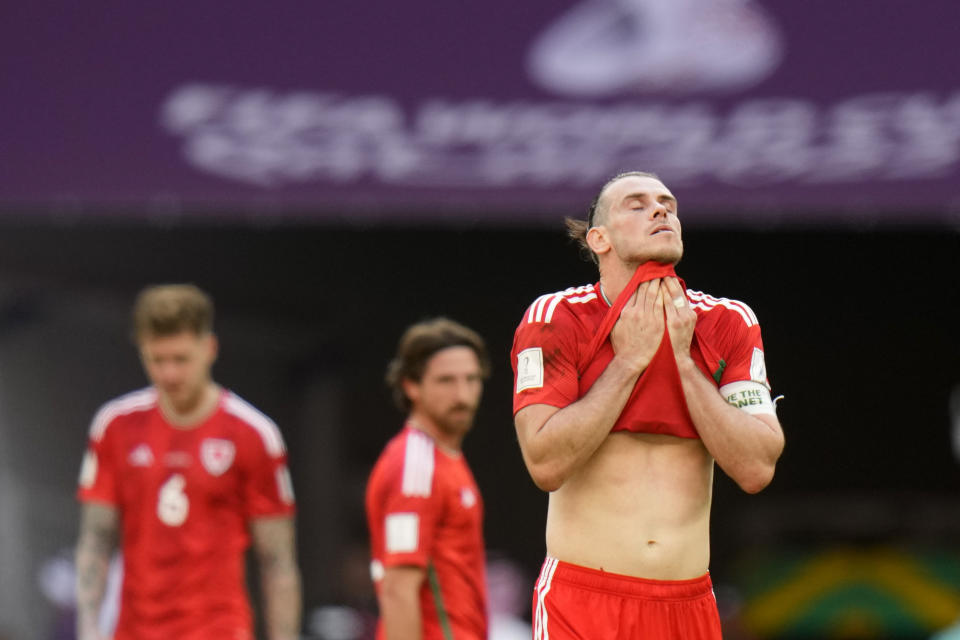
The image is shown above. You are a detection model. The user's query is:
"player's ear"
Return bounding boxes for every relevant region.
[586,225,610,256]
[401,378,420,406]
[205,332,219,364]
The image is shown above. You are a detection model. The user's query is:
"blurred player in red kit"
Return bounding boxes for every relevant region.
[511,172,785,639]
[366,318,491,640]
[75,284,302,640]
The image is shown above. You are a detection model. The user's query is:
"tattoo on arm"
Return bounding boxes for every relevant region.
[251,516,302,640]
[75,503,118,639]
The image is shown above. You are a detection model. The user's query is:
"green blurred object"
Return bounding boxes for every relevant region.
[735,547,960,639]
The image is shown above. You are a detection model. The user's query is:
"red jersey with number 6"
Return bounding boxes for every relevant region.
[76,387,295,640]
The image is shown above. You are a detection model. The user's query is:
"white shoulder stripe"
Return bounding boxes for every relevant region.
[527,294,552,324]
[223,393,286,457]
[543,294,567,323]
[401,431,435,497]
[526,284,596,324]
[539,293,564,323]
[686,289,757,327]
[687,290,759,324]
[567,292,597,305]
[89,387,158,442]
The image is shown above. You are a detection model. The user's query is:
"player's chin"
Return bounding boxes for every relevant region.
[161,385,184,399]
[442,411,476,431]
[649,243,683,264]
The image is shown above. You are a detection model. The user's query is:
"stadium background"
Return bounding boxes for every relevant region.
[1,1,959,638]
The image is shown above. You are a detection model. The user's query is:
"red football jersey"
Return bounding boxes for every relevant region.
[77,387,295,640]
[365,426,487,640]
[512,281,771,438]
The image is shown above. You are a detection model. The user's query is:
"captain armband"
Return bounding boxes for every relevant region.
[719,380,777,415]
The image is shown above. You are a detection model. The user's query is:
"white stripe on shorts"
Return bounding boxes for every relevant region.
[535,557,559,640]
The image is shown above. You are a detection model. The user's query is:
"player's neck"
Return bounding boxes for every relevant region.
[598,261,643,304]
[406,415,463,455]
[159,382,221,429]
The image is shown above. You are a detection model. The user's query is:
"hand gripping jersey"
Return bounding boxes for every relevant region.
[366,426,488,640]
[77,387,295,640]
[512,270,772,438]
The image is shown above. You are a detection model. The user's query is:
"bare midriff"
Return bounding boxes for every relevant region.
[545,431,713,580]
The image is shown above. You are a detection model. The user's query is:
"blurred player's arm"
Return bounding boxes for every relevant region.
[516,280,666,492]
[662,277,785,493]
[251,515,302,640]
[378,565,426,639]
[75,502,118,640]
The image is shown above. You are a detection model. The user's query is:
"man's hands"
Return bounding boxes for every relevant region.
[611,277,694,370]
[610,279,665,373]
[662,277,696,363]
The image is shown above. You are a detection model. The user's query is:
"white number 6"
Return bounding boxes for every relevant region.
[157,474,189,526]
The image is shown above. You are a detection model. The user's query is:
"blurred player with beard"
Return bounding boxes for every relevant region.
[75,284,301,640]
[511,172,785,639]
[366,318,491,640]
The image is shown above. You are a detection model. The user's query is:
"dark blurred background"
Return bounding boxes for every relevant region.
[2,1,960,639]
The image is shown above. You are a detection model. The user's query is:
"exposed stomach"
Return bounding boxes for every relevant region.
[545,431,714,580]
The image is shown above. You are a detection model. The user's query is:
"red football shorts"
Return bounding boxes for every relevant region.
[533,557,722,640]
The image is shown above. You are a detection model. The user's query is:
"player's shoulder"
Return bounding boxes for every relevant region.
[686,288,760,330]
[88,387,158,442]
[374,428,437,498]
[520,283,600,326]
[220,390,286,457]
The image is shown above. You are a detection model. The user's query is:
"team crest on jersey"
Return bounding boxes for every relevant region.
[200,438,236,476]
[460,487,477,508]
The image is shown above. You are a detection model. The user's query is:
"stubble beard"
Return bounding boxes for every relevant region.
[627,240,684,268]
[434,406,477,438]
[655,242,683,265]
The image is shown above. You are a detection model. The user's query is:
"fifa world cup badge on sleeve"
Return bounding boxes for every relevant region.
[517,347,544,392]
[385,512,419,553]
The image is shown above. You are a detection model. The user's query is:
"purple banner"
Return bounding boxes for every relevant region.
[3,1,960,224]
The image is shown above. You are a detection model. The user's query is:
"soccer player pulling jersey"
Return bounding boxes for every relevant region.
[513,274,774,436]
[511,172,784,640]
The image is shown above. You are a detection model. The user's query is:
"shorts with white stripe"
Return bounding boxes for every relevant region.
[533,557,722,640]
